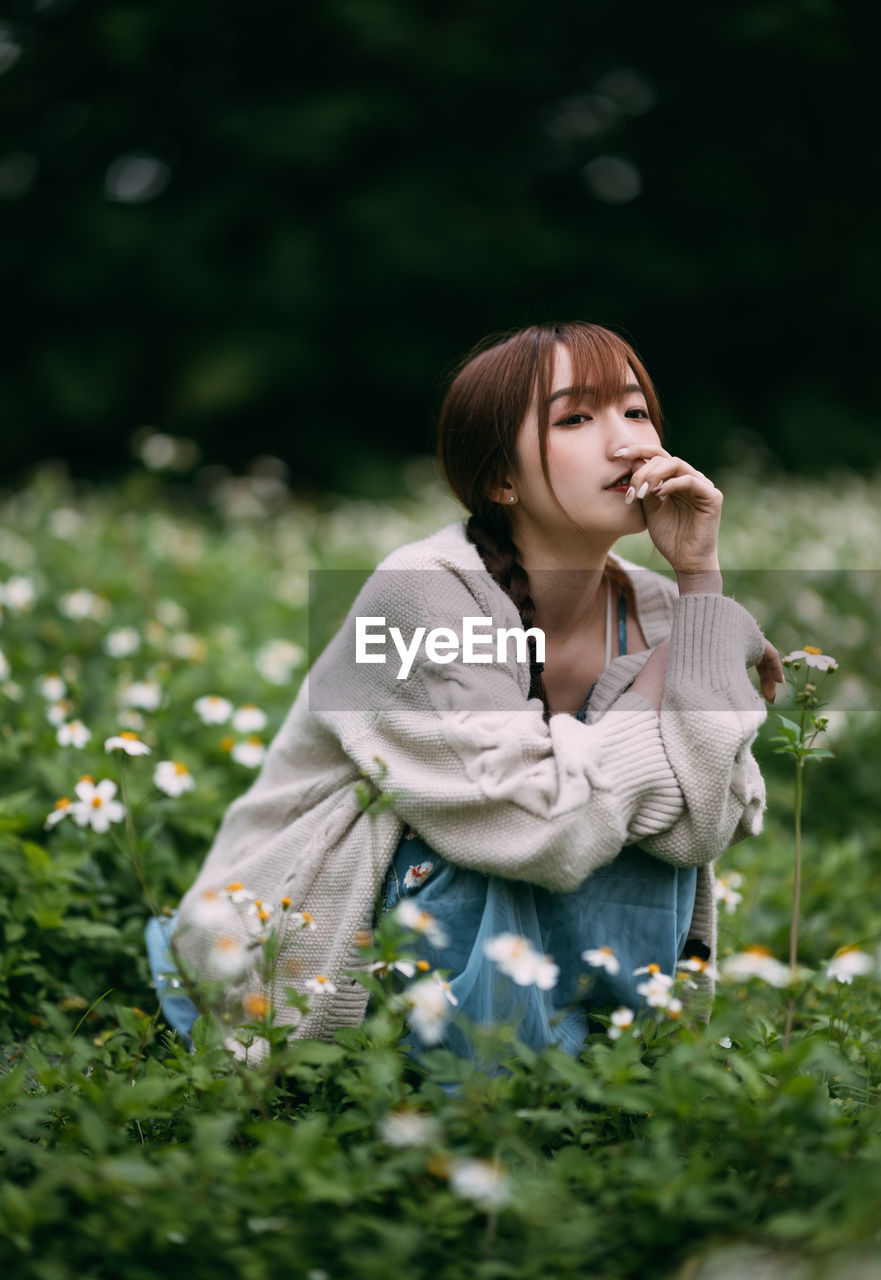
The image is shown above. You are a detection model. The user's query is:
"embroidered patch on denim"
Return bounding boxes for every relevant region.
[403,861,435,890]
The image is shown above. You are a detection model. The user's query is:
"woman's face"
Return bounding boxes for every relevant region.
[510,344,662,546]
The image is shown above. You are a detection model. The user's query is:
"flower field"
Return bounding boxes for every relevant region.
[1,458,881,1280]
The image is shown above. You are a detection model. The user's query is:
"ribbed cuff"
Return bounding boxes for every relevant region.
[592,690,683,824]
[667,594,765,691]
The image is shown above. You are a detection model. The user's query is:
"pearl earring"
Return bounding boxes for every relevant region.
[507,495,516,504]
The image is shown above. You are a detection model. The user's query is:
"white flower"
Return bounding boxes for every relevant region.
[193,694,233,724]
[1,576,36,612]
[246,898,275,929]
[44,796,75,828]
[404,973,457,1044]
[608,1007,636,1040]
[59,588,111,621]
[782,647,839,671]
[304,974,337,995]
[231,736,266,768]
[48,507,83,540]
[46,699,73,727]
[38,673,67,701]
[825,946,874,984]
[393,899,449,948]
[1,680,23,701]
[366,958,420,979]
[581,945,621,975]
[378,1110,440,1148]
[287,909,316,931]
[118,708,145,731]
[232,703,268,733]
[714,873,744,915]
[720,947,792,988]
[155,598,186,627]
[105,731,151,756]
[104,627,141,658]
[256,639,304,684]
[0,649,9,682]
[403,860,435,890]
[56,720,91,749]
[222,881,255,906]
[190,887,240,932]
[209,934,251,980]
[154,760,195,796]
[167,632,206,661]
[633,967,680,1011]
[448,1158,511,1210]
[484,933,559,990]
[718,1035,733,1049]
[70,777,126,833]
[118,680,162,711]
[677,955,720,981]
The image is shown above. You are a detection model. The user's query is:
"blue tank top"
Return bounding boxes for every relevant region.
[379,589,697,1062]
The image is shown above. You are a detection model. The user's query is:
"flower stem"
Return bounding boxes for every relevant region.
[782,706,808,1051]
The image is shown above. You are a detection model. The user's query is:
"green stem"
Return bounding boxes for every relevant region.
[115,761,162,920]
[782,700,808,1051]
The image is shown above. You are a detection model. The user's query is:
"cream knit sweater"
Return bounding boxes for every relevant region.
[173,520,768,1059]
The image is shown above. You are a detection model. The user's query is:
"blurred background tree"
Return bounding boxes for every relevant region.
[1,0,879,496]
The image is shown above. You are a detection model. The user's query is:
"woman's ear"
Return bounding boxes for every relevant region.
[490,483,517,506]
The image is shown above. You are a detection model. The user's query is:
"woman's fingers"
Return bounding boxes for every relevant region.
[645,473,721,506]
[622,454,713,502]
[755,640,784,702]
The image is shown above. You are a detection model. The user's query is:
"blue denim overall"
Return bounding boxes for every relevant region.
[379,590,697,1062]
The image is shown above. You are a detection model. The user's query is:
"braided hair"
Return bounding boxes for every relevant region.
[464,505,550,715]
[435,321,662,721]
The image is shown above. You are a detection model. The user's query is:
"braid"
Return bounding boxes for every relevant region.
[465,511,551,720]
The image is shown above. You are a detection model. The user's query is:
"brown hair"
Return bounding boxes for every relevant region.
[436,321,663,719]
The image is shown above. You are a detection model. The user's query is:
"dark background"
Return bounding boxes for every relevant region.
[1,0,878,497]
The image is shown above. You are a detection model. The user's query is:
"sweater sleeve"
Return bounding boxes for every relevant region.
[635,592,769,864]
[310,564,687,893]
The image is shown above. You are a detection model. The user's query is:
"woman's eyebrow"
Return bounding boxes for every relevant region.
[549,382,645,404]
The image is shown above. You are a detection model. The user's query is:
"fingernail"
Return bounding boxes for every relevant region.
[624,486,635,504]
[613,449,628,458]
[636,481,649,500]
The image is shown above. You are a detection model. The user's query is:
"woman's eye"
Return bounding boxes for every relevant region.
[625,407,650,419]
[555,413,592,426]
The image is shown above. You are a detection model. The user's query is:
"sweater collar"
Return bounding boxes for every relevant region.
[431,520,675,650]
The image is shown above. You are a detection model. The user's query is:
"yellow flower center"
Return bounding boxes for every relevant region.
[55,797,71,810]
[120,731,139,741]
[79,775,94,784]
[219,736,235,752]
[746,945,773,956]
[416,960,430,972]
[243,994,270,1018]
[173,761,189,775]
[803,645,822,654]
[247,735,263,746]
[314,974,328,984]
[225,881,244,892]
[216,936,239,952]
[302,911,314,925]
[91,796,103,809]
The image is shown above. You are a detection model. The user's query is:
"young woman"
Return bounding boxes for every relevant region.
[149,321,781,1061]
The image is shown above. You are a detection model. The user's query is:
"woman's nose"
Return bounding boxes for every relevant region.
[608,412,644,455]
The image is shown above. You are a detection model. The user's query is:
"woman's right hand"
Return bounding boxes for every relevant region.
[612,445,723,574]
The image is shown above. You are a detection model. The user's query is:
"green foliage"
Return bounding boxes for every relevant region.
[1,465,880,1277]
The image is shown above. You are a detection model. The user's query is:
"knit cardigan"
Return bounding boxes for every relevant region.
[172,520,769,1060]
